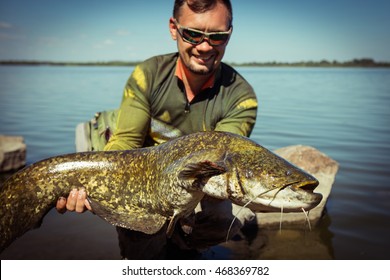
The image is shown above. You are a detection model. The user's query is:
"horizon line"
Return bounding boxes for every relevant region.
[1,58,389,67]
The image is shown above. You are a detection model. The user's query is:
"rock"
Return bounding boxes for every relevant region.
[217,146,339,260]
[0,135,27,172]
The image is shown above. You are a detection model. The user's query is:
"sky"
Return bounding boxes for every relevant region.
[0,0,389,63]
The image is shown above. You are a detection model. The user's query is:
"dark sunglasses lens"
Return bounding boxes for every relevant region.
[209,33,229,45]
[182,28,203,44]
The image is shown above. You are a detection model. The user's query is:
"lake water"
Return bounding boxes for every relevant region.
[0,65,389,260]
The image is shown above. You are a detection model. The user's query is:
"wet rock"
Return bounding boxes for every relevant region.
[219,146,339,260]
[0,135,26,172]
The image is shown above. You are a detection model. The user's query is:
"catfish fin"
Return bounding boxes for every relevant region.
[178,160,227,180]
[166,213,180,238]
[87,197,167,235]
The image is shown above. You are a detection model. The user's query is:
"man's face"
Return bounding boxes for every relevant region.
[169,2,232,76]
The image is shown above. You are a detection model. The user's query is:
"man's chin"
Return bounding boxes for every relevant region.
[188,63,214,75]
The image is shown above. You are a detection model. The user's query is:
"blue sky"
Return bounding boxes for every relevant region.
[0,0,389,63]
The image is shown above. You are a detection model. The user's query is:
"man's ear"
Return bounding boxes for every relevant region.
[169,17,178,41]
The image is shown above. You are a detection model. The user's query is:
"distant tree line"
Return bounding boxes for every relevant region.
[0,58,389,67]
[0,60,141,67]
[229,58,390,67]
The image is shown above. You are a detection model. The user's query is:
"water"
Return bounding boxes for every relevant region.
[1,65,389,259]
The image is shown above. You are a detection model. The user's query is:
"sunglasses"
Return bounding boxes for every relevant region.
[174,19,232,46]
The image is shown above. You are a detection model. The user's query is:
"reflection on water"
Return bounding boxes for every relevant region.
[210,214,334,260]
[0,206,334,260]
[1,66,390,259]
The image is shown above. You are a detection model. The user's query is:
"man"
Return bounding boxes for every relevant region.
[57,0,257,258]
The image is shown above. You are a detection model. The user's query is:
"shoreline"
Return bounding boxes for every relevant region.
[1,58,389,68]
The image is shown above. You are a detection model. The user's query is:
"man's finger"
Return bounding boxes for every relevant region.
[75,188,87,213]
[56,197,67,214]
[66,188,78,211]
[84,196,93,212]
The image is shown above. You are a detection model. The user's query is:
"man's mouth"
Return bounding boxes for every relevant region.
[193,55,214,64]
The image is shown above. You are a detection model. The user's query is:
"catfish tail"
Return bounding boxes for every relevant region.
[0,152,102,253]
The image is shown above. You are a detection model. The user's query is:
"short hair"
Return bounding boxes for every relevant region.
[173,0,233,26]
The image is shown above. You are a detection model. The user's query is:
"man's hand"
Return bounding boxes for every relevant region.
[56,188,93,214]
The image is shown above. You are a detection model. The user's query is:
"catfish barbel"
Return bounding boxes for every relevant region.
[0,131,322,253]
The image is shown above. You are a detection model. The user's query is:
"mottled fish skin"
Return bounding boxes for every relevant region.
[0,131,321,253]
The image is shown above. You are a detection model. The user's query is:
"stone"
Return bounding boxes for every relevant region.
[0,135,27,172]
[218,145,339,259]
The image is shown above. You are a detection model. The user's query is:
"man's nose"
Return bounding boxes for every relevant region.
[195,39,214,52]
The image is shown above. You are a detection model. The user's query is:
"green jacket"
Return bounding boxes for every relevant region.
[104,53,258,151]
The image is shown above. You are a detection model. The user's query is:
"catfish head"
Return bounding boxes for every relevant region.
[223,146,322,212]
[178,133,322,213]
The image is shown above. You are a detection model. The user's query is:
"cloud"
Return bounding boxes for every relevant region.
[0,22,12,29]
[0,33,20,41]
[38,36,64,47]
[93,39,115,49]
[0,22,23,41]
[115,29,130,36]
[103,39,114,45]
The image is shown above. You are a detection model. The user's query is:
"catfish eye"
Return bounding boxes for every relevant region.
[245,170,254,178]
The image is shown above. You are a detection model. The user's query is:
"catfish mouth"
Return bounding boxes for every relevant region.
[246,179,322,213]
[293,179,319,193]
[279,179,322,209]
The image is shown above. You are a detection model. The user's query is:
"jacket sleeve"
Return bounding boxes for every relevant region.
[104,65,151,151]
[214,87,258,137]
